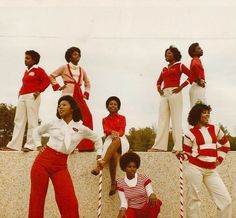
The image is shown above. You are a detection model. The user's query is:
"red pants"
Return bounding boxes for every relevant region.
[73,85,94,151]
[28,146,79,218]
[126,200,162,218]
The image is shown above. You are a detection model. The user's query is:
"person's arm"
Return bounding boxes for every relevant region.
[144,176,158,208]
[118,116,126,137]
[181,132,194,160]
[216,127,230,165]
[117,190,128,218]
[49,66,65,91]
[192,59,205,87]
[81,68,91,100]
[102,118,112,136]
[156,71,164,96]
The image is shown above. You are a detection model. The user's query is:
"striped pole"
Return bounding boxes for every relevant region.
[179,156,184,218]
[97,170,103,218]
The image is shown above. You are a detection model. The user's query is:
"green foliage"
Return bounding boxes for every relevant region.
[220,124,236,151]
[0,103,16,147]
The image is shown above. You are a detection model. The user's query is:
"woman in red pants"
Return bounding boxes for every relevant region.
[28,95,102,218]
[117,152,162,218]
[49,47,94,151]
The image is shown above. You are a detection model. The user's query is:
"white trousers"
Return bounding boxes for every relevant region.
[189,82,207,108]
[153,87,183,151]
[7,93,40,150]
[184,163,232,218]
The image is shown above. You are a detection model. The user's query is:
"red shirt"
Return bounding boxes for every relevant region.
[102,113,126,137]
[189,57,205,82]
[19,66,50,95]
[156,62,191,90]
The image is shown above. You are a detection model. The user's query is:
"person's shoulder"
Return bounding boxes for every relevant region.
[138,173,149,181]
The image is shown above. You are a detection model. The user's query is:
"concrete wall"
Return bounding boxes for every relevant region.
[0,151,235,218]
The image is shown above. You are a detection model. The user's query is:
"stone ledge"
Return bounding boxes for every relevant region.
[0,151,235,218]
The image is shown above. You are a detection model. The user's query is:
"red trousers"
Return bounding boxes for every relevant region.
[126,200,162,218]
[28,146,79,218]
[73,84,94,151]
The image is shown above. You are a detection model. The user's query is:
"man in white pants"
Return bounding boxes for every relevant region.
[188,43,207,108]
[3,50,50,151]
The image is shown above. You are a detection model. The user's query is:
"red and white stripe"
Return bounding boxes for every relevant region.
[97,170,103,218]
[183,124,230,169]
[179,157,184,218]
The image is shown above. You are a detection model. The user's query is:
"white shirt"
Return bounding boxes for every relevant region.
[33,119,103,155]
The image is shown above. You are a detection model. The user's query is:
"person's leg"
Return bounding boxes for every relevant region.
[7,97,27,150]
[28,160,49,218]
[169,90,183,151]
[151,94,170,151]
[203,170,232,218]
[51,168,79,218]
[108,152,120,195]
[190,83,207,108]
[184,163,203,218]
[24,95,41,150]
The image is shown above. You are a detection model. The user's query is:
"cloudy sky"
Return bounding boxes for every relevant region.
[0,0,236,136]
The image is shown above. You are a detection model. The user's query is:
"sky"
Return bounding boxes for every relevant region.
[0,0,236,136]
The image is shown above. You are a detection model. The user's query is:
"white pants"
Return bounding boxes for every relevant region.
[189,82,207,108]
[153,87,183,151]
[102,135,129,157]
[7,93,41,150]
[184,163,232,218]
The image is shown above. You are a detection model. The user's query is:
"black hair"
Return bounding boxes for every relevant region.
[65,47,81,63]
[56,95,82,122]
[25,50,40,64]
[106,96,121,110]
[188,42,199,57]
[188,103,212,126]
[165,46,182,61]
[119,152,141,171]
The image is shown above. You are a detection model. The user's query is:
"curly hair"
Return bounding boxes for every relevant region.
[25,50,40,64]
[165,46,182,62]
[106,96,121,110]
[56,95,82,122]
[65,47,81,63]
[188,103,212,126]
[188,42,199,57]
[119,152,141,171]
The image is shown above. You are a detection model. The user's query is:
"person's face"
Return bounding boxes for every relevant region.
[165,50,175,62]
[199,109,210,126]
[194,46,203,57]
[58,100,73,119]
[25,54,36,68]
[70,51,81,65]
[107,100,119,114]
[125,162,137,178]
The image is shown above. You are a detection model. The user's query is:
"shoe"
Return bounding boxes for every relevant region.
[21,147,33,152]
[109,182,117,196]
[91,169,100,176]
[0,147,17,151]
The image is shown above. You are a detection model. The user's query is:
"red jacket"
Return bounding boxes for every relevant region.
[189,57,205,83]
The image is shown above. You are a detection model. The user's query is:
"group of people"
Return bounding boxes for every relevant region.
[1,43,232,218]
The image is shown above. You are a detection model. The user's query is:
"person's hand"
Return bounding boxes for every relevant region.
[176,151,189,161]
[96,155,102,160]
[216,160,221,166]
[197,79,205,88]
[33,91,40,99]
[111,131,119,140]
[37,145,46,153]
[172,86,183,94]
[149,193,157,208]
[117,209,127,218]
[59,84,67,91]
[157,88,164,96]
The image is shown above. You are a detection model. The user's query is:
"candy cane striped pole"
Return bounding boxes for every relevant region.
[179,156,184,218]
[97,170,103,218]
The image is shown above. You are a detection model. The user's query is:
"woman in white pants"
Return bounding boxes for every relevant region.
[149,46,191,152]
[178,103,231,218]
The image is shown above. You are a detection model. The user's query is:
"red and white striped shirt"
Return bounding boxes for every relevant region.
[117,173,152,209]
[156,62,191,90]
[183,124,230,169]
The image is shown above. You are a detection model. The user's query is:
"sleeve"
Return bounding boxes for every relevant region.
[192,59,205,81]
[118,190,128,209]
[81,68,91,95]
[37,68,50,92]
[32,121,53,148]
[80,125,103,155]
[183,131,194,159]
[102,118,112,136]
[156,70,164,91]
[118,116,126,137]
[216,127,230,163]
[49,65,65,91]
[180,64,192,88]
[145,183,154,197]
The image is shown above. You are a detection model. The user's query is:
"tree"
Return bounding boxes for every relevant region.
[219,124,236,151]
[0,103,16,147]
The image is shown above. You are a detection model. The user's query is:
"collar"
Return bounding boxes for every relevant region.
[69,62,79,70]
[108,112,119,118]
[194,124,210,129]
[167,61,180,69]
[26,64,38,72]
[124,173,137,187]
